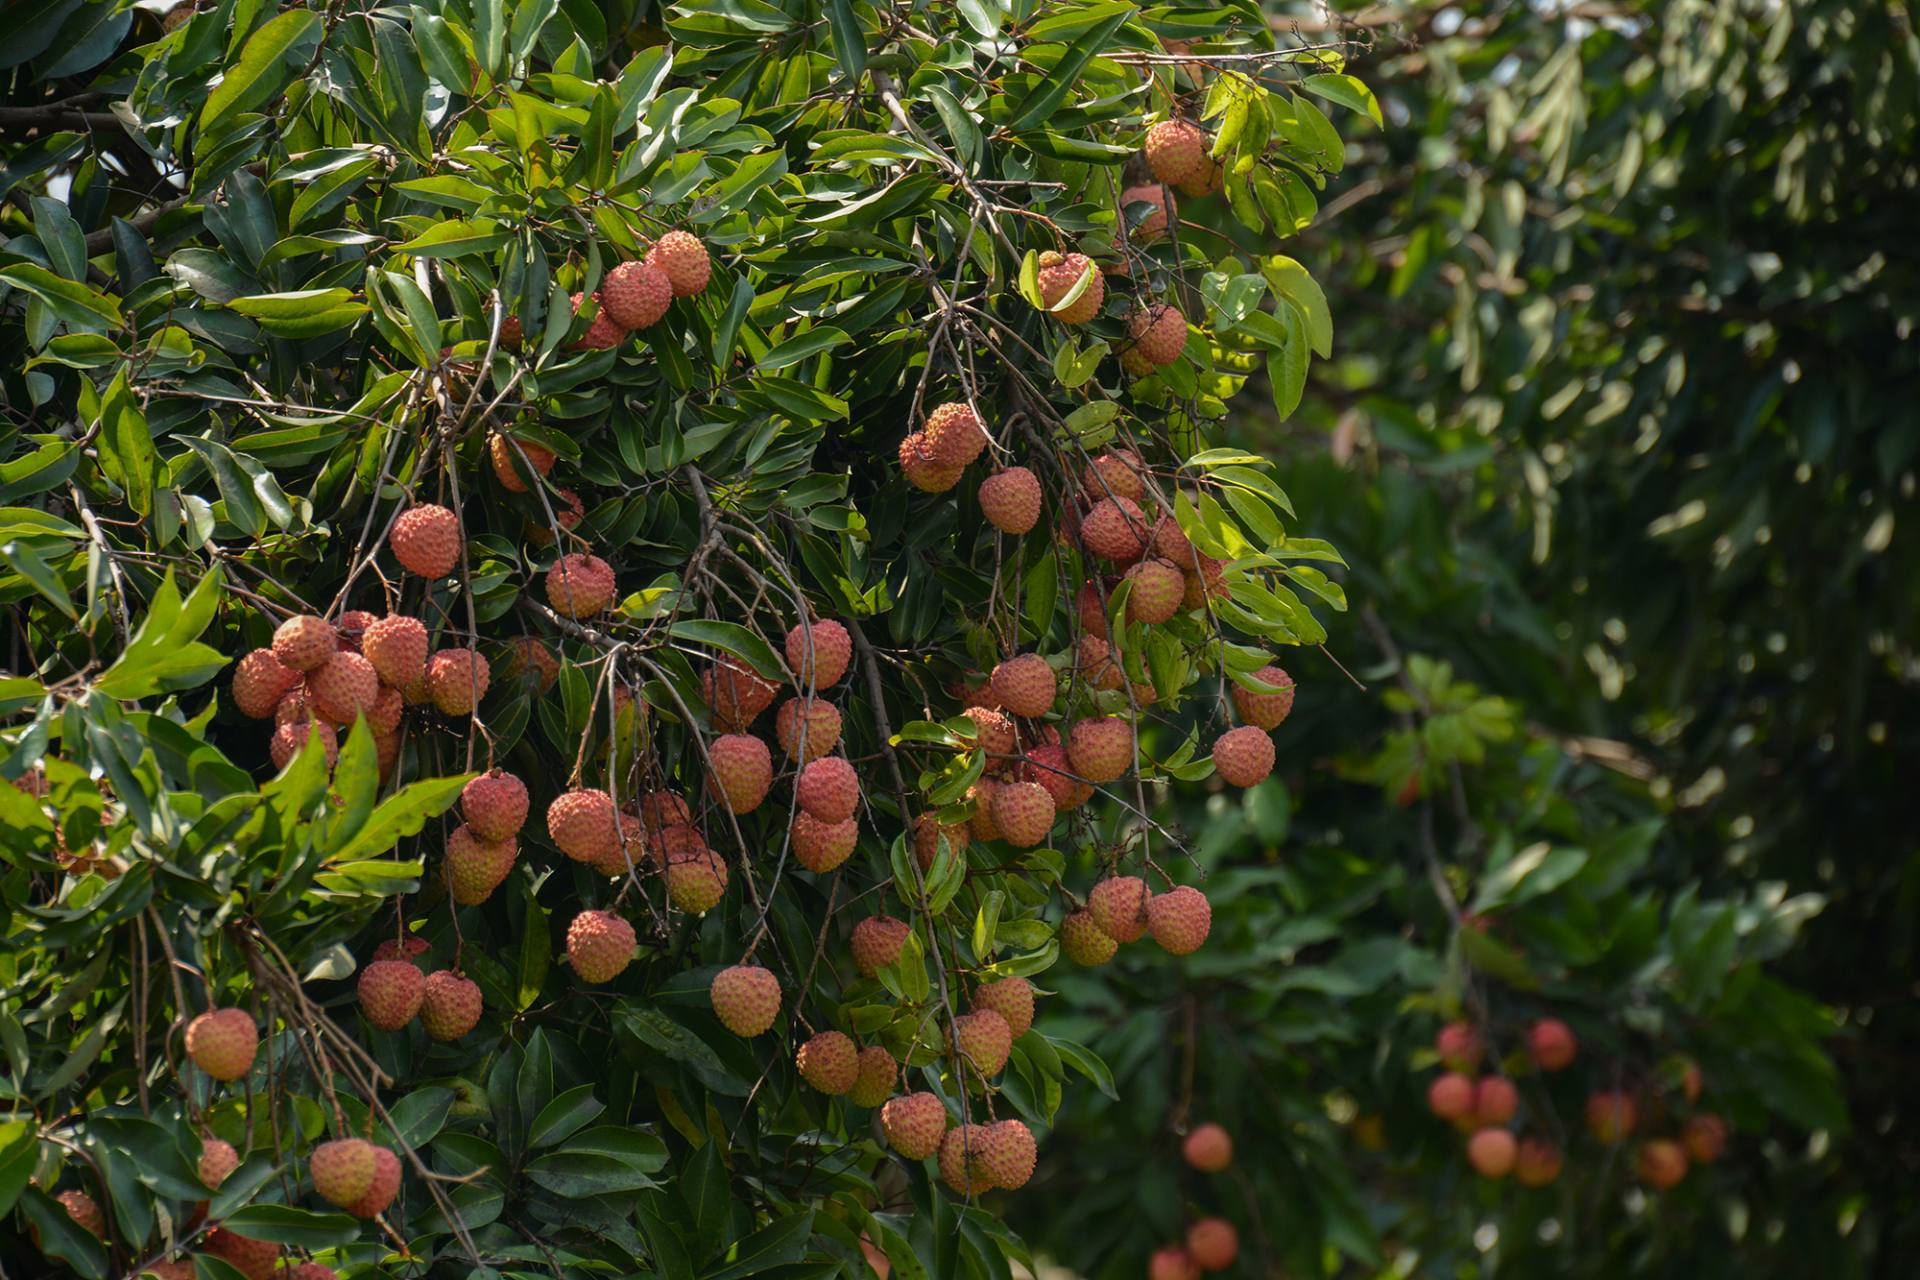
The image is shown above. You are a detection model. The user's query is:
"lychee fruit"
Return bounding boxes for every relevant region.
[1075,635,1124,692]
[336,611,379,651]
[1515,1137,1563,1187]
[600,259,674,329]
[526,485,584,547]
[1128,304,1187,367]
[419,970,482,1040]
[185,1008,258,1081]
[1435,1020,1483,1071]
[959,706,1016,759]
[978,1118,1036,1189]
[546,552,616,618]
[489,432,554,492]
[1080,495,1149,561]
[791,811,859,873]
[923,401,989,469]
[785,619,852,687]
[1035,250,1103,324]
[310,1138,377,1208]
[978,467,1042,534]
[912,813,969,869]
[365,686,404,734]
[1082,450,1146,503]
[1147,885,1211,954]
[1682,1114,1728,1163]
[204,1229,281,1278]
[851,915,911,976]
[848,1045,898,1107]
[547,788,617,863]
[1527,1017,1578,1071]
[710,965,780,1036]
[990,780,1055,847]
[1150,1247,1201,1280]
[310,650,380,724]
[461,770,528,841]
[705,657,777,728]
[1075,581,1110,637]
[1211,725,1275,787]
[570,291,627,350]
[1467,1127,1517,1179]
[666,848,729,913]
[284,1266,340,1280]
[881,1091,947,1159]
[567,910,636,983]
[646,230,712,297]
[272,614,336,672]
[972,976,1034,1039]
[357,959,425,1031]
[1185,1217,1238,1271]
[1586,1090,1638,1143]
[445,825,516,904]
[425,647,489,715]
[1067,716,1133,783]
[389,504,462,579]
[1427,1072,1476,1121]
[1123,557,1185,623]
[900,432,964,493]
[1144,118,1211,186]
[373,935,431,966]
[199,1136,241,1189]
[965,778,1002,841]
[1060,909,1117,965]
[1183,1122,1232,1172]
[1177,157,1224,198]
[707,733,773,813]
[1120,183,1176,243]
[55,1188,104,1236]
[1025,743,1092,811]
[1474,1076,1520,1126]
[797,1030,859,1094]
[775,696,842,761]
[343,1143,401,1218]
[948,1008,1012,1076]
[361,614,428,690]
[990,654,1056,717]
[1088,875,1151,943]
[1637,1139,1689,1189]
[271,719,338,770]
[796,756,860,823]
[232,648,300,718]
[938,1124,995,1195]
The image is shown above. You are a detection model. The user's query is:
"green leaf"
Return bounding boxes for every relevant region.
[331,772,471,861]
[0,262,120,329]
[757,326,850,371]
[703,1211,816,1280]
[200,9,324,135]
[395,219,513,260]
[1006,11,1133,133]
[1301,73,1383,127]
[219,1204,363,1248]
[0,540,75,618]
[668,619,786,681]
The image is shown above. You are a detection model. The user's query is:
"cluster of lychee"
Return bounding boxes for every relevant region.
[357,935,484,1041]
[1423,1019,1727,1188]
[564,230,713,350]
[1148,1122,1240,1278]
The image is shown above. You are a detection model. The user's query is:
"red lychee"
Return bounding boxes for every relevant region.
[785,619,852,688]
[365,686,404,734]
[851,915,912,976]
[1212,725,1275,787]
[707,733,773,813]
[336,610,378,652]
[791,810,859,873]
[979,1118,1036,1189]
[1082,450,1146,503]
[1120,183,1176,244]
[1474,1077,1520,1127]
[1637,1139,1689,1189]
[310,1138,377,1208]
[271,719,338,771]
[1467,1127,1517,1179]
[232,648,300,719]
[420,971,482,1041]
[389,504,462,578]
[1587,1090,1638,1143]
[1088,875,1151,943]
[1144,118,1210,185]
[1067,716,1133,783]
[966,778,1002,841]
[900,432,965,493]
[959,706,1016,760]
[461,769,528,841]
[373,935,430,966]
[1435,1020,1483,1072]
[1147,885,1211,955]
[547,788,617,863]
[1035,250,1103,324]
[343,1143,401,1218]
[972,976,1034,1039]
[55,1188,104,1237]
[1128,303,1187,367]
[938,1124,995,1195]
[1150,1248,1201,1280]
[797,1030,859,1094]
[1183,1122,1232,1172]
[567,910,636,983]
[1185,1218,1238,1272]
[425,647,489,715]
[912,812,969,869]
[646,230,712,297]
[1079,495,1149,561]
[978,467,1042,534]
[1427,1072,1476,1122]
[948,1008,1012,1075]
[924,401,989,469]
[1075,634,1124,692]
[1060,908,1118,965]
[705,656,778,729]
[1527,1017,1578,1072]
[526,485,584,547]
[357,959,425,1031]
[204,1229,281,1279]
[445,825,516,904]
[666,848,729,913]
[1232,666,1295,730]
[198,1136,240,1189]
[272,614,336,672]
[546,553,616,618]
[849,1045,898,1108]
[881,1091,948,1159]
[990,653,1056,717]
[1123,557,1185,624]
[1515,1137,1563,1187]
[796,756,860,823]
[1076,581,1111,637]
[186,1008,258,1081]
[600,259,674,329]
[710,964,780,1036]
[991,780,1055,847]
[310,650,379,724]
[570,290,627,350]
[775,696,842,761]
[1683,1114,1728,1163]
[361,614,428,690]
[488,432,554,492]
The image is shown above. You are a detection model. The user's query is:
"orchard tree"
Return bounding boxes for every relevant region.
[0,1,1371,1278]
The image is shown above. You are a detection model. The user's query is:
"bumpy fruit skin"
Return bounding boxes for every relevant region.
[991,780,1055,848]
[1069,716,1136,784]
[710,965,780,1036]
[882,1092,948,1159]
[359,615,426,690]
[420,971,483,1041]
[1182,557,1226,612]
[56,1188,104,1236]
[1120,183,1176,243]
[144,1259,198,1280]
[271,719,338,770]
[972,976,1034,1039]
[526,486,585,547]
[666,849,729,913]
[1080,495,1149,562]
[488,432,554,492]
[791,811,858,873]
[446,825,516,904]
[1185,1218,1238,1272]
[797,1030,859,1094]
[600,259,674,329]
[965,778,1002,841]
[284,1266,340,1280]
[960,706,1016,759]
[912,813,969,869]
[796,756,860,823]
[358,959,425,1030]
[990,654,1056,718]
[1035,250,1104,324]
[1075,635,1123,693]
[1212,725,1275,787]
[1228,667,1294,731]
[390,504,462,578]
[1474,1077,1520,1126]
[503,636,561,692]
[1088,875,1152,944]
[205,1229,281,1279]
[1183,1122,1232,1172]
[1123,557,1185,624]
[462,770,528,841]
[938,1124,995,1195]
[186,1008,258,1081]
[571,291,627,350]
[899,432,965,493]
[273,615,336,672]
[1527,1017,1578,1071]
[373,936,431,966]
[1082,449,1146,503]
[1587,1090,1638,1143]
[1515,1137,1564,1187]
[1025,743,1092,812]
[1144,118,1210,185]
[976,466,1042,536]
[785,619,852,687]
[567,910,636,983]
[848,1045,898,1108]
[707,733,773,813]
[949,1008,1012,1076]
[1427,1072,1476,1121]
[646,230,712,296]
[198,1136,241,1189]
[923,401,990,469]
[336,611,379,651]
[1435,1021,1483,1072]
[1683,1114,1728,1163]
[547,788,618,863]
[1467,1128,1518,1179]
[1147,885,1211,954]
[1128,304,1187,367]
[851,915,912,976]
[1637,1139,1690,1189]
[310,651,380,724]
[546,553,616,618]
[775,696,842,761]
[1060,908,1118,965]
[979,1118,1037,1189]
[705,657,777,729]
[426,648,490,715]
[344,1143,401,1218]
[1150,1247,1201,1280]
[232,648,300,718]
[310,1138,377,1208]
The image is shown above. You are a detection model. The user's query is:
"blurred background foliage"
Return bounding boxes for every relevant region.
[1010,1,1917,1276]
